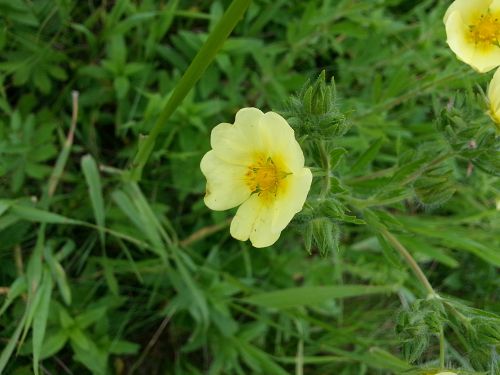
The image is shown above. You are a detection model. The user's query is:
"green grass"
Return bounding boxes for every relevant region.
[0,0,499,374]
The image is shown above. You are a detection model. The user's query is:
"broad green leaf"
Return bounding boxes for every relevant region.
[40,330,69,360]
[113,76,129,99]
[244,285,397,309]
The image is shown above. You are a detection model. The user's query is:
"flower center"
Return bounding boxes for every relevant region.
[245,156,289,199]
[469,12,500,49]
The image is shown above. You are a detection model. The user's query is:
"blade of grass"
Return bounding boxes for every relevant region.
[32,269,53,375]
[81,154,106,246]
[244,285,397,309]
[129,0,252,180]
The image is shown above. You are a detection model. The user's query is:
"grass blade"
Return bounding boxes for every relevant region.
[32,269,53,375]
[244,285,397,309]
[81,154,106,246]
[129,0,252,180]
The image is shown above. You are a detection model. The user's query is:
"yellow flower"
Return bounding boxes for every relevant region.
[488,68,500,127]
[200,108,312,248]
[435,372,457,375]
[444,0,500,73]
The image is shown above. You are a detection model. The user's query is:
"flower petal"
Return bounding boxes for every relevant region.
[445,4,500,73]
[200,150,250,210]
[261,111,305,173]
[230,195,281,247]
[489,68,500,122]
[249,207,281,248]
[272,168,313,233]
[488,68,500,102]
[445,11,500,73]
[491,0,500,11]
[444,0,492,24]
[211,108,266,165]
[469,48,500,73]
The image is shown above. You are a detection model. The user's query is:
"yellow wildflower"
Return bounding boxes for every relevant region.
[200,108,312,248]
[435,372,457,375]
[488,68,500,127]
[444,0,500,73]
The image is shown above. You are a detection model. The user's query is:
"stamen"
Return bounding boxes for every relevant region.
[469,12,500,50]
[245,156,290,200]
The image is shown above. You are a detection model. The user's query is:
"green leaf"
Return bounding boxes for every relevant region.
[32,269,53,375]
[351,138,384,174]
[329,147,347,170]
[81,155,106,246]
[44,245,72,305]
[113,76,130,99]
[244,285,397,309]
[108,35,127,71]
[0,200,10,216]
[366,347,412,372]
[102,258,119,295]
[237,339,289,375]
[108,340,140,355]
[10,204,79,225]
[0,276,26,316]
[0,310,27,373]
[376,234,403,268]
[398,235,459,268]
[40,330,68,360]
[70,330,108,374]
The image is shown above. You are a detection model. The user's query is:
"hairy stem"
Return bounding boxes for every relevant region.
[381,228,445,364]
[317,140,331,197]
[439,326,445,368]
[380,228,435,296]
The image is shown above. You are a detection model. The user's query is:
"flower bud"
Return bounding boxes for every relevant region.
[287,71,349,140]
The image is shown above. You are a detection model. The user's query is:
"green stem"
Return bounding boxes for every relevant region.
[129,0,252,181]
[317,140,331,197]
[380,228,435,296]
[400,152,455,186]
[439,325,445,368]
[381,228,447,365]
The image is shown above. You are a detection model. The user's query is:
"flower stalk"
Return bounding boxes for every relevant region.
[380,228,435,296]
